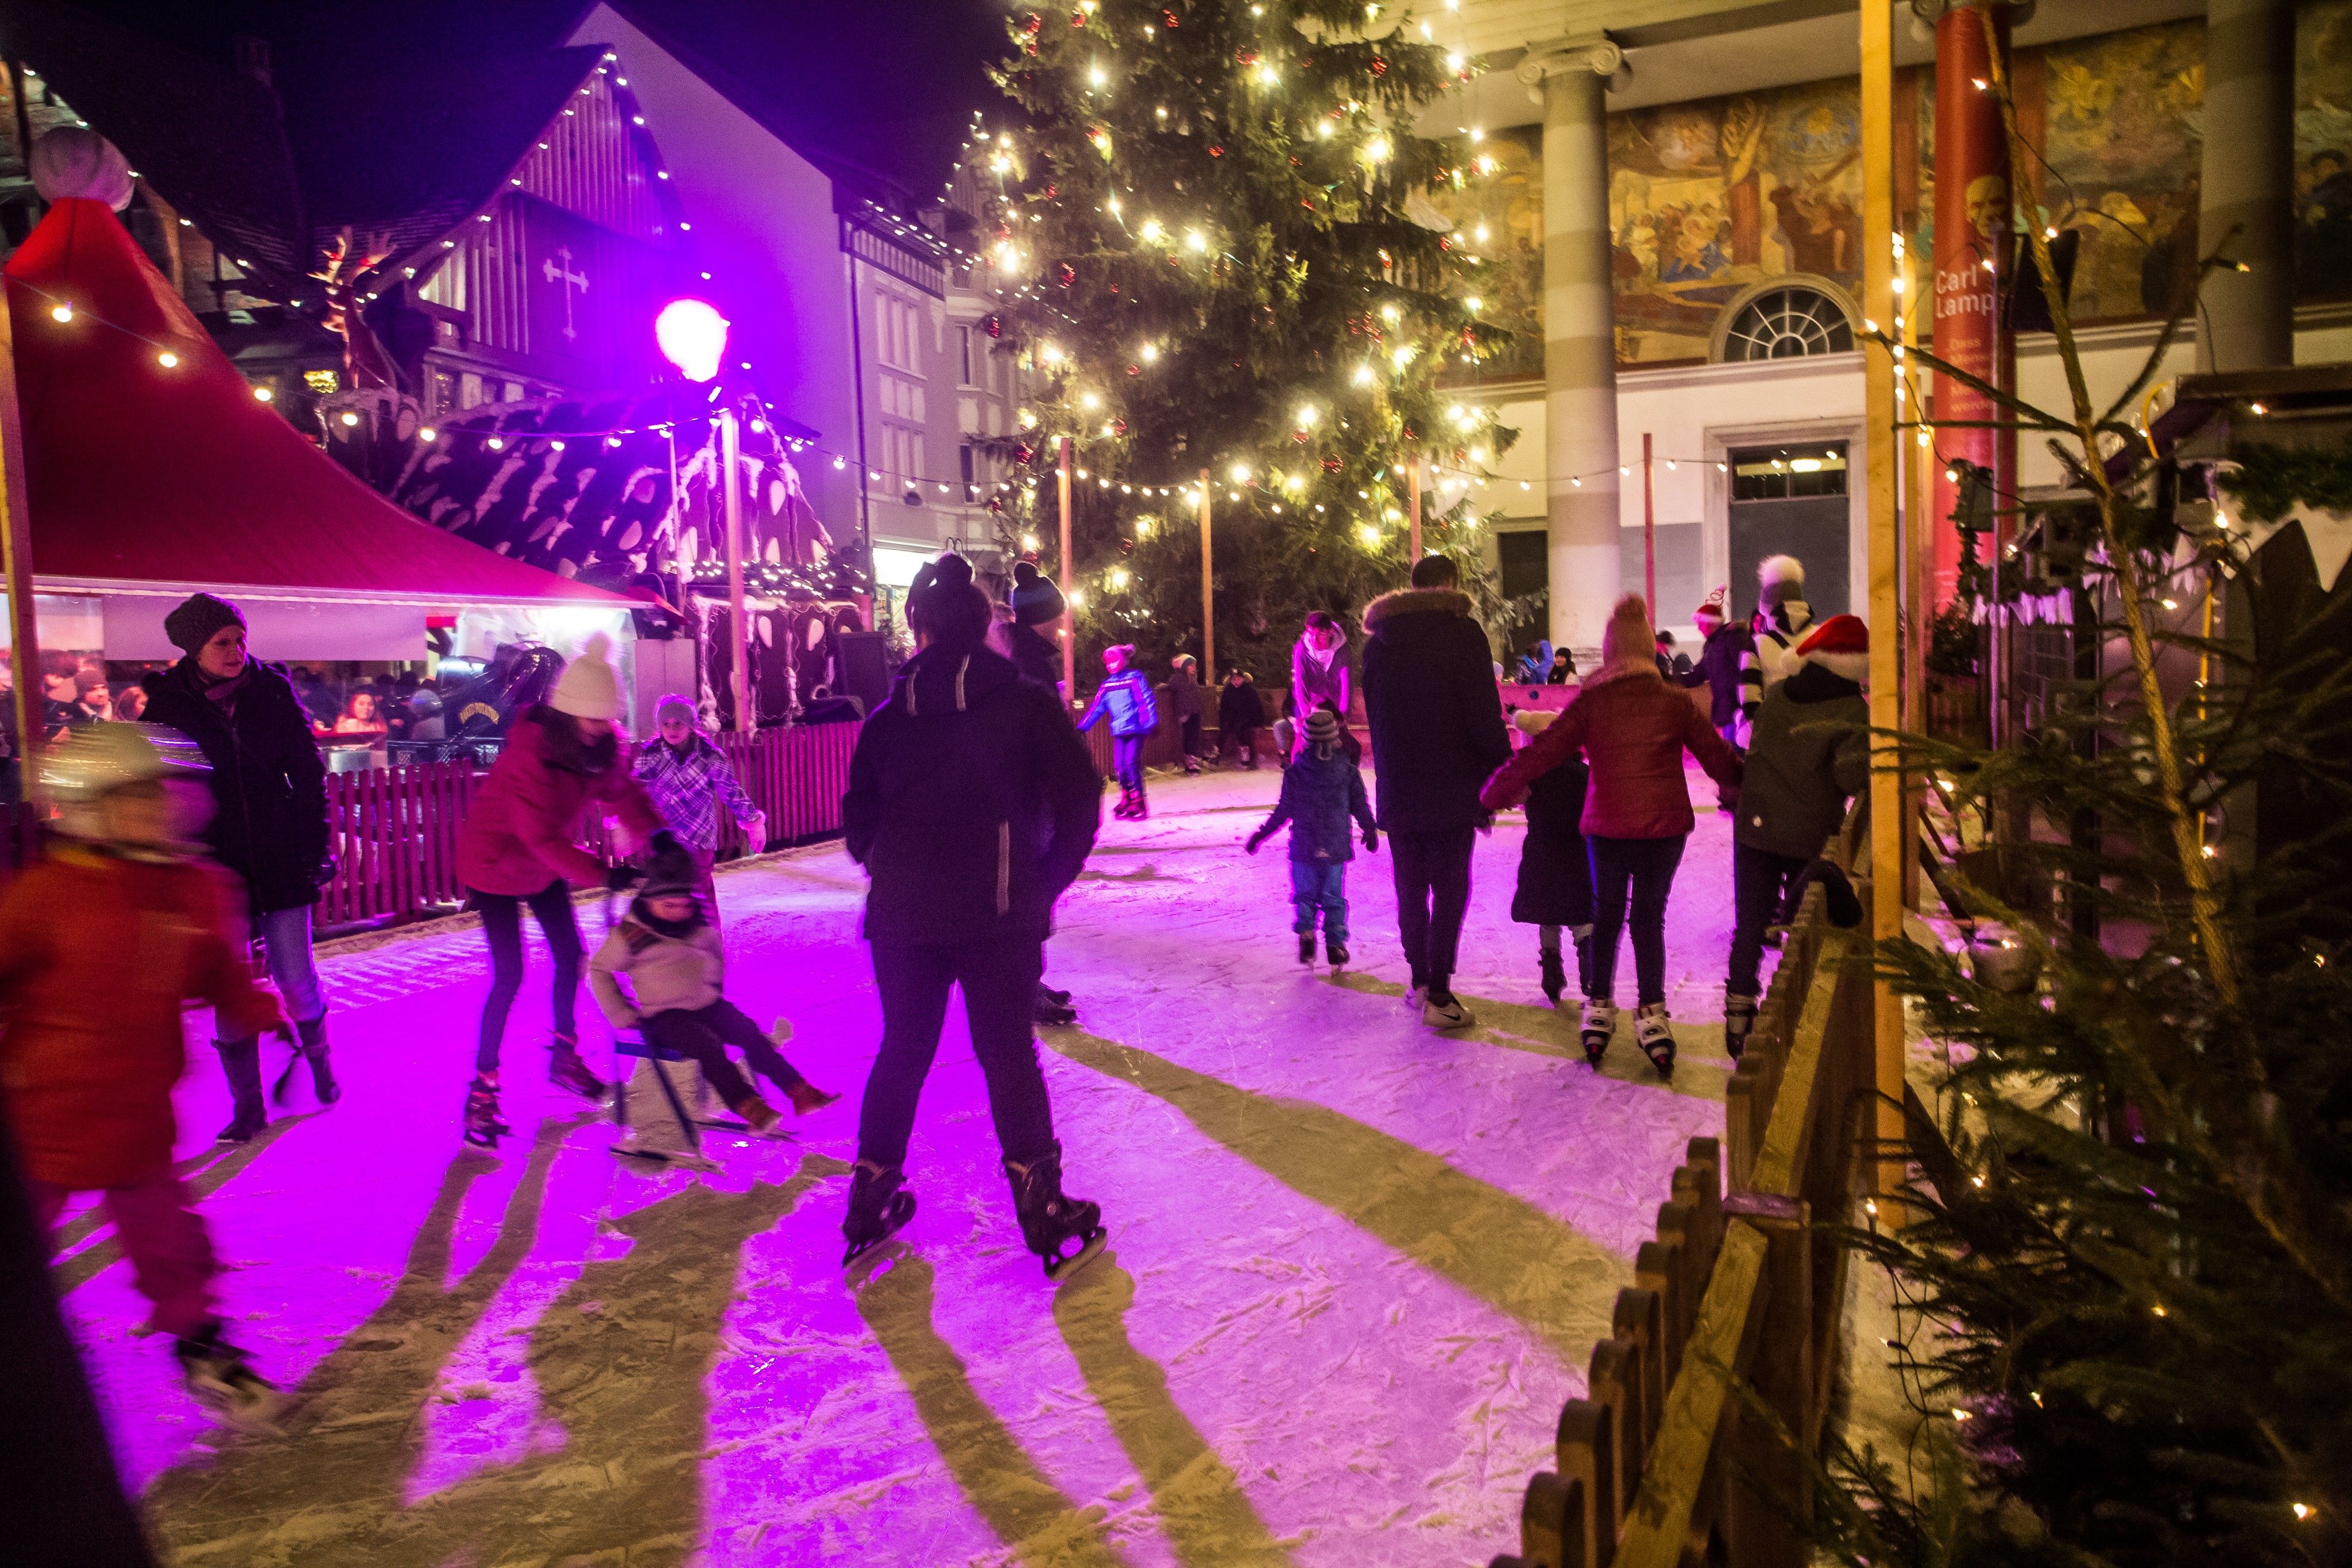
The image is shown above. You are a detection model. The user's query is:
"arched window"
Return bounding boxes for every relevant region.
[1719,285,1856,362]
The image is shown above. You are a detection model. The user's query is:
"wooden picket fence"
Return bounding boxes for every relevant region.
[317,722,861,933]
[1494,804,1875,1568]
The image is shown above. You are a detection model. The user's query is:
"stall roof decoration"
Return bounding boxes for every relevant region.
[381,389,835,590]
[3,196,622,604]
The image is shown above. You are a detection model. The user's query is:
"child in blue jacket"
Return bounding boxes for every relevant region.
[1078,644,1160,821]
[1244,708,1379,969]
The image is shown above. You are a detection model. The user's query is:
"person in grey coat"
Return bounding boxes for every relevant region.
[1168,655,1205,775]
[1724,613,1869,1056]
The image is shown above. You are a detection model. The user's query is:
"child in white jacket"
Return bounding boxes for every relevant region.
[587,847,836,1134]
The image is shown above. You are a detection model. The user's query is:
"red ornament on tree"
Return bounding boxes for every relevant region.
[1022,11,1043,33]
[984,313,1004,338]
[1291,429,1310,443]
[1236,49,1258,65]
[1160,7,1178,26]
[1071,10,1086,24]
[1111,419,1128,436]
[1369,56,1388,76]
[1127,363,1140,376]
[1208,145,1224,157]
[1057,262,1076,288]
[1321,456,1343,473]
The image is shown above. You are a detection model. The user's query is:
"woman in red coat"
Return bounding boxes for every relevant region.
[1483,596,1741,1077]
[456,634,668,1147]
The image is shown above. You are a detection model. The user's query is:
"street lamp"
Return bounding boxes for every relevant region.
[657,299,752,734]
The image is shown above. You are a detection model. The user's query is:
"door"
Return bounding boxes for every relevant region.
[1726,443,1849,619]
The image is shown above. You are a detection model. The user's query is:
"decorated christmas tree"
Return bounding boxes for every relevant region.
[975,0,1514,679]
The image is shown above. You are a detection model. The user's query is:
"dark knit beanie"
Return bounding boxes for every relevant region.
[164,592,247,655]
[640,845,702,901]
[1010,560,1066,627]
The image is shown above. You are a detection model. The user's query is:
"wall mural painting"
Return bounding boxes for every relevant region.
[1426,126,1544,382]
[2300,0,2352,300]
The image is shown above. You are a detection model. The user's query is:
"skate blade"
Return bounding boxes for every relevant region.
[1043,1226,1108,1284]
[843,1236,914,1291]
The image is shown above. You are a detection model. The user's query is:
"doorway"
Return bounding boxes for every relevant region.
[1726,443,1850,619]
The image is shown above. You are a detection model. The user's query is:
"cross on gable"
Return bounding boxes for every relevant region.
[541,245,589,340]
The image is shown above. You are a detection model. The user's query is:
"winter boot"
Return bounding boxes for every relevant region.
[1003,1141,1106,1282]
[1634,1003,1677,1078]
[272,1015,339,1108]
[1033,981,1078,1026]
[842,1160,917,1270]
[733,1095,790,1139]
[1326,937,1349,970]
[214,1038,267,1143]
[1297,932,1317,966]
[1724,994,1759,1061]
[1578,1001,1618,1068]
[463,1076,508,1148]
[1538,946,1568,1006]
[786,1081,841,1116]
[547,1034,607,1103]
[174,1321,284,1435]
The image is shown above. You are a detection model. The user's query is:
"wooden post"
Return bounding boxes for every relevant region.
[1901,239,1928,912]
[1058,436,1075,700]
[720,404,753,735]
[1641,430,1657,612]
[1862,0,1908,1198]
[1407,452,1422,563]
[0,292,38,862]
[1198,467,1214,687]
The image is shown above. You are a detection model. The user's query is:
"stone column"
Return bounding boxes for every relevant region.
[2199,0,2295,372]
[1519,38,1625,654]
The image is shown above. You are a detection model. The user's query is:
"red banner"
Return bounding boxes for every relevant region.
[1929,5,2010,606]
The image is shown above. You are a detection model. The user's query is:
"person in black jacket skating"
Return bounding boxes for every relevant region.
[1217,669,1266,769]
[140,593,335,1140]
[1360,554,1512,1030]
[841,553,1105,1280]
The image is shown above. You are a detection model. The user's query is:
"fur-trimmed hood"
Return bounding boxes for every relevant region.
[1362,586,1473,636]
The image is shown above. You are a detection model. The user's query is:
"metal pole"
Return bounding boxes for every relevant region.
[846,250,876,598]
[1641,430,1657,611]
[1900,244,1927,913]
[1058,436,1074,700]
[721,404,752,735]
[1407,452,1422,563]
[1862,0,1908,1200]
[1198,467,1214,687]
[0,287,40,861]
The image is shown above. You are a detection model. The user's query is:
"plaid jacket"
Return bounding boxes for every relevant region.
[633,736,761,852]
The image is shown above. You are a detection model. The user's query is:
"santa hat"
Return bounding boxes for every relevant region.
[1693,586,1728,624]
[550,632,625,721]
[1794,614,1869,684]
[1758,555,1806,613]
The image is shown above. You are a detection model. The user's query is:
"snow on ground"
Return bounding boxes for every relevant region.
[58,760,1744,1567]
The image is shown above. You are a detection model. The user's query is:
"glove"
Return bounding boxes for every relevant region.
[1244,830,1269,855]
[649,829,680,858]
[606,862,643,894]
[1362,828,1379,853]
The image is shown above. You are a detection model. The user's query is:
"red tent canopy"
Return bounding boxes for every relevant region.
[3,198,619,605]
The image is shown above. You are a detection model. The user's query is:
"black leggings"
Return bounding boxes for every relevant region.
[1390,826,1476,992]
[1587,834,1688,1006]
[472,880,583,1073]
[858,938,1054,1171]
[640,999,805,1107]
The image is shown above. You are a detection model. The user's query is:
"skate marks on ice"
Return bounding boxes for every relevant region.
[1320,972,1732,1101]
[50,1114,319,1292]
[142,1117,842,1567]
[1040,1029,1626,1366]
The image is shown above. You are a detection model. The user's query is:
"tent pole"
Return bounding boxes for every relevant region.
[0,285,42,863]
[721,404,752,735]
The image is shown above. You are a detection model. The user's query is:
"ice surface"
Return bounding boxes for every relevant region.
[56,761,1744,1565]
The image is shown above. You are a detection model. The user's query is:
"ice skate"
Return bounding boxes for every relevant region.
[463,1077,508,1148]
[547,1035,608,1104]
[843,1160,917,1278]
[1538,946,1568,1006]
[1111,787,1139,820]
[1128,784,1150,821]
[1297,932,1316,967]
[1325,938,1349,971]
[1004,1141,1105,1283]
[1421,989,1476,1030]
[1724,994,1759,1061]
[175,1323,284,1437]
[1032,983,1078,1026]
[1634,1003,1677,1077]
[1579,1000,1618,1068]
[734,1095,790,1139]
[786,1081,840,1116]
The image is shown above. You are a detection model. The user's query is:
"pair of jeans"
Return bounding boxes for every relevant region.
[1390,826,1475,992]
[1289,860,1348,941]
[1179,714,1202,764]
[1728,842,1809,999]
[1588,834,1688,1006]
[859,938,1055,1171]
[472,879,583,1073]
[29,1172,215,1338]
[640,998,804,1108]
[214,903,326,1040]
[1112,734,1146,791]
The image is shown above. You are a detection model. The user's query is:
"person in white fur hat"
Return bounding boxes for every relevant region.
[1723,613,1869,1058]
[1737,553,1815,723]
[455,633,672,1148]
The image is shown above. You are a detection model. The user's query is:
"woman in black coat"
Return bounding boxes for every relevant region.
[1506,710,1596,1006]
[141,594,334,1141]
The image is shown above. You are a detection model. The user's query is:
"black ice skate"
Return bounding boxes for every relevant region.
[1723,994,1758,1061]
[842,1160,917,1277]
[463,1077,508,1148]
[547,1035,608,1103]
[1538,946,1568,1006]
[1325,938,1349,970]
[1004,1141,1105,1283]
[174,1322,284,1436]
[1297,932,1316,966]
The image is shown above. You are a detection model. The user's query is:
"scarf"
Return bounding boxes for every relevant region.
[196,662,251,722]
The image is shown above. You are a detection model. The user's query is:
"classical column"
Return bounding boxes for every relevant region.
[1519,38,1624,653]
[2199,0,2295,372]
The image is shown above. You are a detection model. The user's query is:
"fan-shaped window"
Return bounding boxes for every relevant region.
[1721,286,1855,361]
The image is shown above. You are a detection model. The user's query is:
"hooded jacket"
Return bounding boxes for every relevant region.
[1218,676,1267,734]
[1736,661,1869,859]
[1483,663,1743,841]
[844,642,1101,944]
[1077,666,1159,739]
[458,706,666,896]
[140,656,328,915]
[1360,587,1511,833]
[1291,633,1352,720]
[1252,746,1375,864]
[1166,662,1205,721]
[588,912,726,1024]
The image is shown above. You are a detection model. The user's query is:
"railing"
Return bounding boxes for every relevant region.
[1494,805,1875,1568]
[318,722,862,933]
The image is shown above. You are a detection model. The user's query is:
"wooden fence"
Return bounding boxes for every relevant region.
[318,722,861,932]
[1494,806,1875,1568]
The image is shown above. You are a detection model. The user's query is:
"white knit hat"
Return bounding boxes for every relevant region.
[550,632,625,720]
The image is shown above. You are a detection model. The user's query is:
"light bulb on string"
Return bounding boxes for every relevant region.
[157,350,180,368]
[252,385,274,402]
[49,302,72,323]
